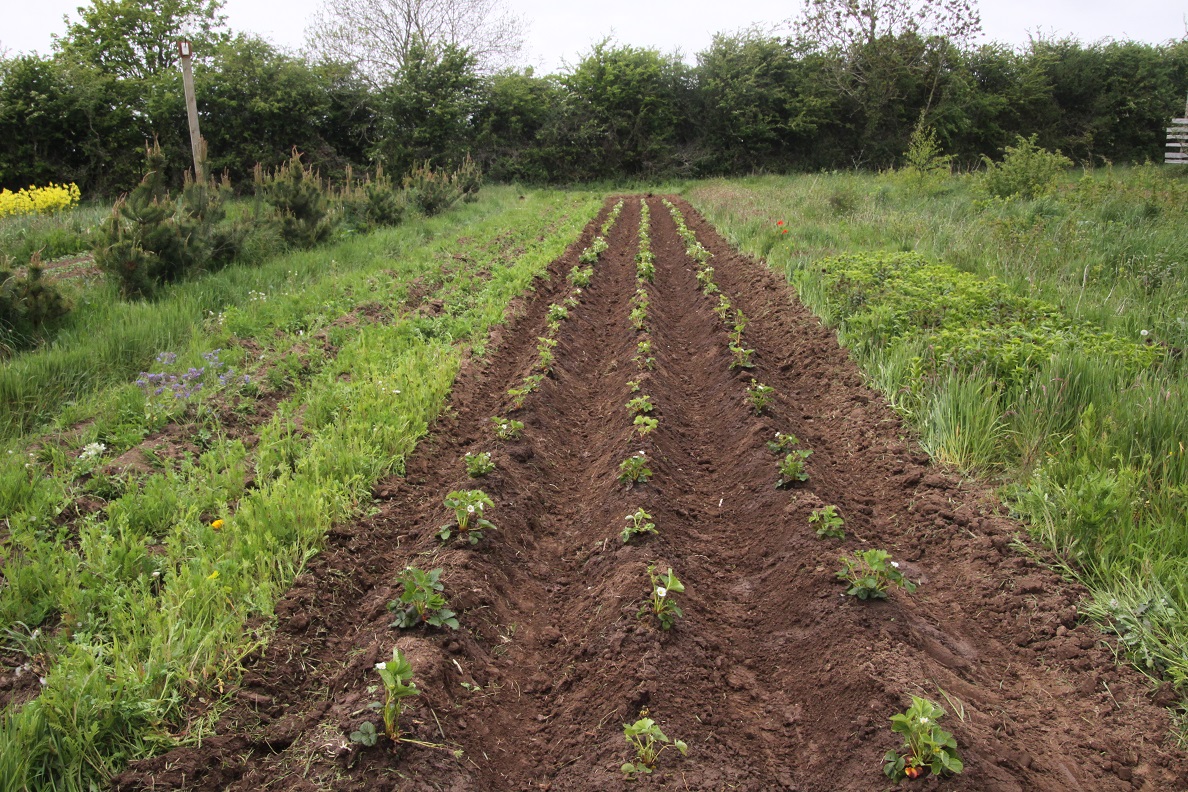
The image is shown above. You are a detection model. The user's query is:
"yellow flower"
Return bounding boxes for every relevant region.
[0,183,81,217]
[210,519,225,530]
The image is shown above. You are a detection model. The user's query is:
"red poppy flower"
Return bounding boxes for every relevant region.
[776,220,784,226]
[782,229,788,234]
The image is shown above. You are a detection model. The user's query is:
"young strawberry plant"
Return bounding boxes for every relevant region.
[464,451,495,477]
[639,564,685,630]
[746,380,774,414]
[491,416,524,440]
[810,505,845,539]
[714,294,732,320]
[776,449,812,487]
[634,339,655,370]
[838,549,916,600]
[438,489,496,544]
[766,432,800,454]
[883,696,963,782]
[374,647,420,741]
[626,394,653,415]
[633,415,659,436]
[728,344,755,369]
[568,264,593,288]
[536,335,557,370]
[621,507,658,543]
[619,452,653,486]
[547,303,568,323]
[389,567,459,629]
[621,710,688,778]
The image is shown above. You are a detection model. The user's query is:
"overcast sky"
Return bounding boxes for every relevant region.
[3,0,1186,72]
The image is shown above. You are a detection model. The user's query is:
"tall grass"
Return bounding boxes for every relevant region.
[0,187,603,790]
[687,166,1188,697]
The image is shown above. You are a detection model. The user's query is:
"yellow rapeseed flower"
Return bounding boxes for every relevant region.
[0,183,81,217]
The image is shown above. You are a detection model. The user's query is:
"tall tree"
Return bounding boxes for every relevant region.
[55,0,228,80]
[305,0,525,82]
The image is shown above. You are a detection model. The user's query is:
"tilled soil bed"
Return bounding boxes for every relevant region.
[116,196,1188,791]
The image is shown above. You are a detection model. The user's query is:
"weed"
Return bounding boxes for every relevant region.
[350,721,378,747]
[389,567,459,629]
[438,489,496,544]
[621,709,687,778]
[883,696,963,782]
[746,380,774,414]
[776,450,812,487]
[464,451,495,478]
[491,416,524,440]
[809,505,845,539]
[621,507,657,543]
[619,452,653,486]
[639,564,685,630]
[837,549,916,600]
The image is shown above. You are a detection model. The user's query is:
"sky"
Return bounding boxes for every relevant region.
[3,0,1186,72]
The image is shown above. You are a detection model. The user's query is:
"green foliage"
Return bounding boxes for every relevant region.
[618,452,652,486]
[389,567,459,630]
[837,549,916,600]
[621,507,657,543]
[639,565,685,630]
[405,161,463,216]
[350,721,378,747]
[809,505,845,539]
[626,394,653,415]
[903,117,953,178]
[766,432,800,455]
[981,135,1073,200]
[256,149,336,249]
[491,416,524,440]
[745,380,774,414]
[438,489,496,544]
[621,710,688,778]
[464,451,495,477]
[776,449,812,488]
[0,256,70,352]
[374,647,420,741]
[883,697,963,782]
[633,414,658,436]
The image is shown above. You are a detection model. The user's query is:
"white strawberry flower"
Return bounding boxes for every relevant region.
[656,587,667,598]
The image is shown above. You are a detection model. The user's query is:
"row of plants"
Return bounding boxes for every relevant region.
[0,190,600,791]
[503,199,624,413]
[666,198,963,783]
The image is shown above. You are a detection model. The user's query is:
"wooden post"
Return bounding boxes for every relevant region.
[178,40,204,182]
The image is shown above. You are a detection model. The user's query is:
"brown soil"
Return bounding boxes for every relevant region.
[114,197,1188,792]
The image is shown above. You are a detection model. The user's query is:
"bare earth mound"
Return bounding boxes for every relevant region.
[116,196,1188,791]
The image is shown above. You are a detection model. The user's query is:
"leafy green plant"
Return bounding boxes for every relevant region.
[883,696,963,782]
[350,721,378,747]
[626,378,641,393]
[746,380,774,414]
[639,564,685,630]
[837,549,916,600]
[766,432,800,454]
[389,567,459,629]
[619,452,653,486]
[374,646,420,741]
[464,451,495,477]
[621,507,658,543]
[547,303,568,323]
[714,294,732,320]
[491,417,524,440]
[728,344,755,369]
[634,339,655,370]
[438,489,496,544]
[809,505,845,539]
[621,710,688,778]
[536,335,558,369]
[579,236,609,264]
[633,415,658,436]
[981,134,1073,200]
[776,449,812,487]
[569,265,593,287]
[626,395,653,415]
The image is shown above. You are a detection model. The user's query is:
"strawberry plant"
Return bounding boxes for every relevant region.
[766,432,800,454]
[714,294,732,320]
[728,344,755,369]
[639,564,684,630]
[810,505,845,539]
[464,451,495,477]
[838,549,916,600]
[634,339,655,370]
[633,415,658,436]
[389,567,459,629]
[619,452,653,486]
[776,449,812,487]
[491,416,524,440]
[438,489,496,544]
[547,303,568,323]
[374,647,420,741]
[621,710,687,778]
[883,697,963,782]
[746,380,774,414]
[626,394,653,415]
[621,507,658,543]
[568,264,593,288]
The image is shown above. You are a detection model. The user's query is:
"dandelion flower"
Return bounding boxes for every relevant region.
[1140,329,1150,337]
[211,519,225,530]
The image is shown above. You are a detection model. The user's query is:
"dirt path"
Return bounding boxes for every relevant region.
[117,197,1188,791]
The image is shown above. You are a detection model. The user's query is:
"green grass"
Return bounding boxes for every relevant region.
[687,166,1188,699]
[0,185,603,790]
[0,203,107,263]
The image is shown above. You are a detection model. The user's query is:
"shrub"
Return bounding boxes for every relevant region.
[0,253,70,353]
[981,135,1073,200]
[256,148,336,248]
[405,161,462,216]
